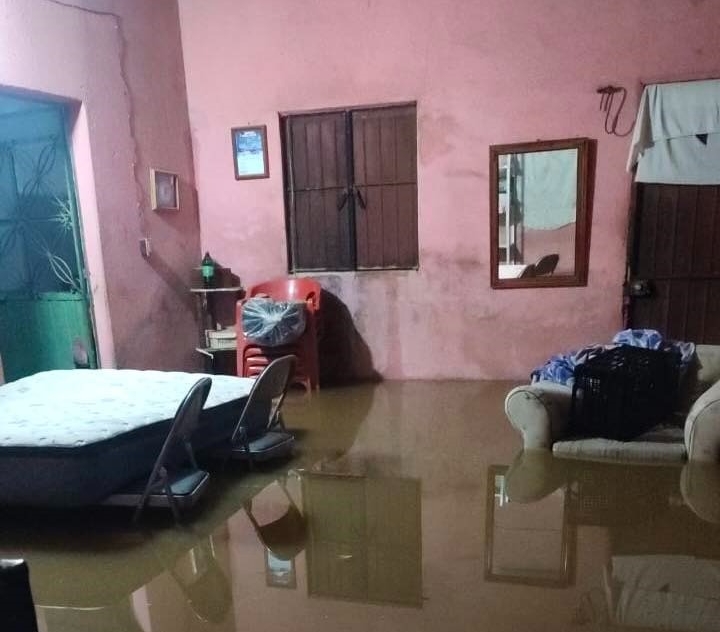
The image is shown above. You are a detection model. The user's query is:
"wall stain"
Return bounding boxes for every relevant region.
[418,113,460,164]
[446,168,485,180]
[422,250,484,272]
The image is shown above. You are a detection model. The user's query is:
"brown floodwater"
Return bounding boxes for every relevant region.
[3,381,720,632]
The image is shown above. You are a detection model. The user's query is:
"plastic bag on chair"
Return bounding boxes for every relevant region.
[242,297,307,347]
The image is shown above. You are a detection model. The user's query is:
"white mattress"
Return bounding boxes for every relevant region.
[0,369,254,449]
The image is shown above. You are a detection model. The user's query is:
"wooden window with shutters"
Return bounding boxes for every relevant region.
[281,104,418,272]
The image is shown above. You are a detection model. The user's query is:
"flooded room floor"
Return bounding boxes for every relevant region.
[3,380,720,632]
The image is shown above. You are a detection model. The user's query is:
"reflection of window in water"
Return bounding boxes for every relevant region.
[495,473,508,506]
[171,537,232,623]
[303,473,422,605]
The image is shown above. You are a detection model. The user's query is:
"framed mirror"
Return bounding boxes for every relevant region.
[489,138,592,289]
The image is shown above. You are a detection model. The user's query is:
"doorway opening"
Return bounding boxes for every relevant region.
[0,91,97,381]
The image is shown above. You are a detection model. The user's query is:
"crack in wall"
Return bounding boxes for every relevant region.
[43,0,146,235]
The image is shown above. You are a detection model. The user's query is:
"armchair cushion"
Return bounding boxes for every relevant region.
[553,435,686,462]
[554,424,686,462]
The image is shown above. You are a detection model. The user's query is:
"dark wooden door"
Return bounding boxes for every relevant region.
[628,183,720,343]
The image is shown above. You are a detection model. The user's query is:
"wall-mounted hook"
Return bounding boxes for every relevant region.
[596,85,633,137]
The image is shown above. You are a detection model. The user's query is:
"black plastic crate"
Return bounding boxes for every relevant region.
[570,345,681,441]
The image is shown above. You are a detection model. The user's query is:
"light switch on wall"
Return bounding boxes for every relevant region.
[139,237,152,258]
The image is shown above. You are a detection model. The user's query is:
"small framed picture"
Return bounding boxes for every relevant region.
[264,549,296,589]
[150,168,179,211]
[231,125,269,180]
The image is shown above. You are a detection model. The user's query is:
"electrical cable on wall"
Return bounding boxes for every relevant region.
[597,85,634,137]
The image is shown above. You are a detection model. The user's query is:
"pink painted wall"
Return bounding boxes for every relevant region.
[0,0,200,370]
[179,0,720,380]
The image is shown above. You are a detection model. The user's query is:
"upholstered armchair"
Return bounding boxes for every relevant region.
[505,344,720,462]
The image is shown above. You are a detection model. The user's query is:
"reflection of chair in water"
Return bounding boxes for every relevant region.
[502,451,720,629]
[244,479,306,561]
[534,253,560,276]
[503,450,720,527]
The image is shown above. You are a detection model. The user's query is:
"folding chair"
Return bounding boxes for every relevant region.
[534,253,560,276]
[228,355,296,465]
[0,559,38,632]
[103,377,213,523]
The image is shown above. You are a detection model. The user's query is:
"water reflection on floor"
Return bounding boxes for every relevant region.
[4,380,720,632]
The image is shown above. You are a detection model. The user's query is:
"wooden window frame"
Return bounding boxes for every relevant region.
[280,103,418,273]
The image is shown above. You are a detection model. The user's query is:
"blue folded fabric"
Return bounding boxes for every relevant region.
[531,329,696,386]
[611,329,696,365]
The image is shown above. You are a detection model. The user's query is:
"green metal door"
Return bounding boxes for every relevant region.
[0,94,97,382]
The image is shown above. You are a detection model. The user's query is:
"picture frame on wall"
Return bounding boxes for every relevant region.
[231,125,269,180]
[150,168,179,211]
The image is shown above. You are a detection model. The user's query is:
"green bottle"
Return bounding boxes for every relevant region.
[201,252,215,288]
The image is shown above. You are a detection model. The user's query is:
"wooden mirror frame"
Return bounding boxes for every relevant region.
[489,137,593,289]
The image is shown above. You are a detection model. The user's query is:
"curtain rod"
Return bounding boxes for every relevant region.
[639,74,720,88]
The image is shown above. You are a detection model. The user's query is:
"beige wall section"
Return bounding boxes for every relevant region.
[69,103,116,368]
[0,0,200,370]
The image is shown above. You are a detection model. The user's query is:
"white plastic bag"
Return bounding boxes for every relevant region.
[241,297,307,347]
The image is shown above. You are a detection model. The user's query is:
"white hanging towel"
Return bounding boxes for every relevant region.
[627,79,720,184]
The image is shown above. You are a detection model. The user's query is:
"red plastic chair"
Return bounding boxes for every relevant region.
[236,278,321,391]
